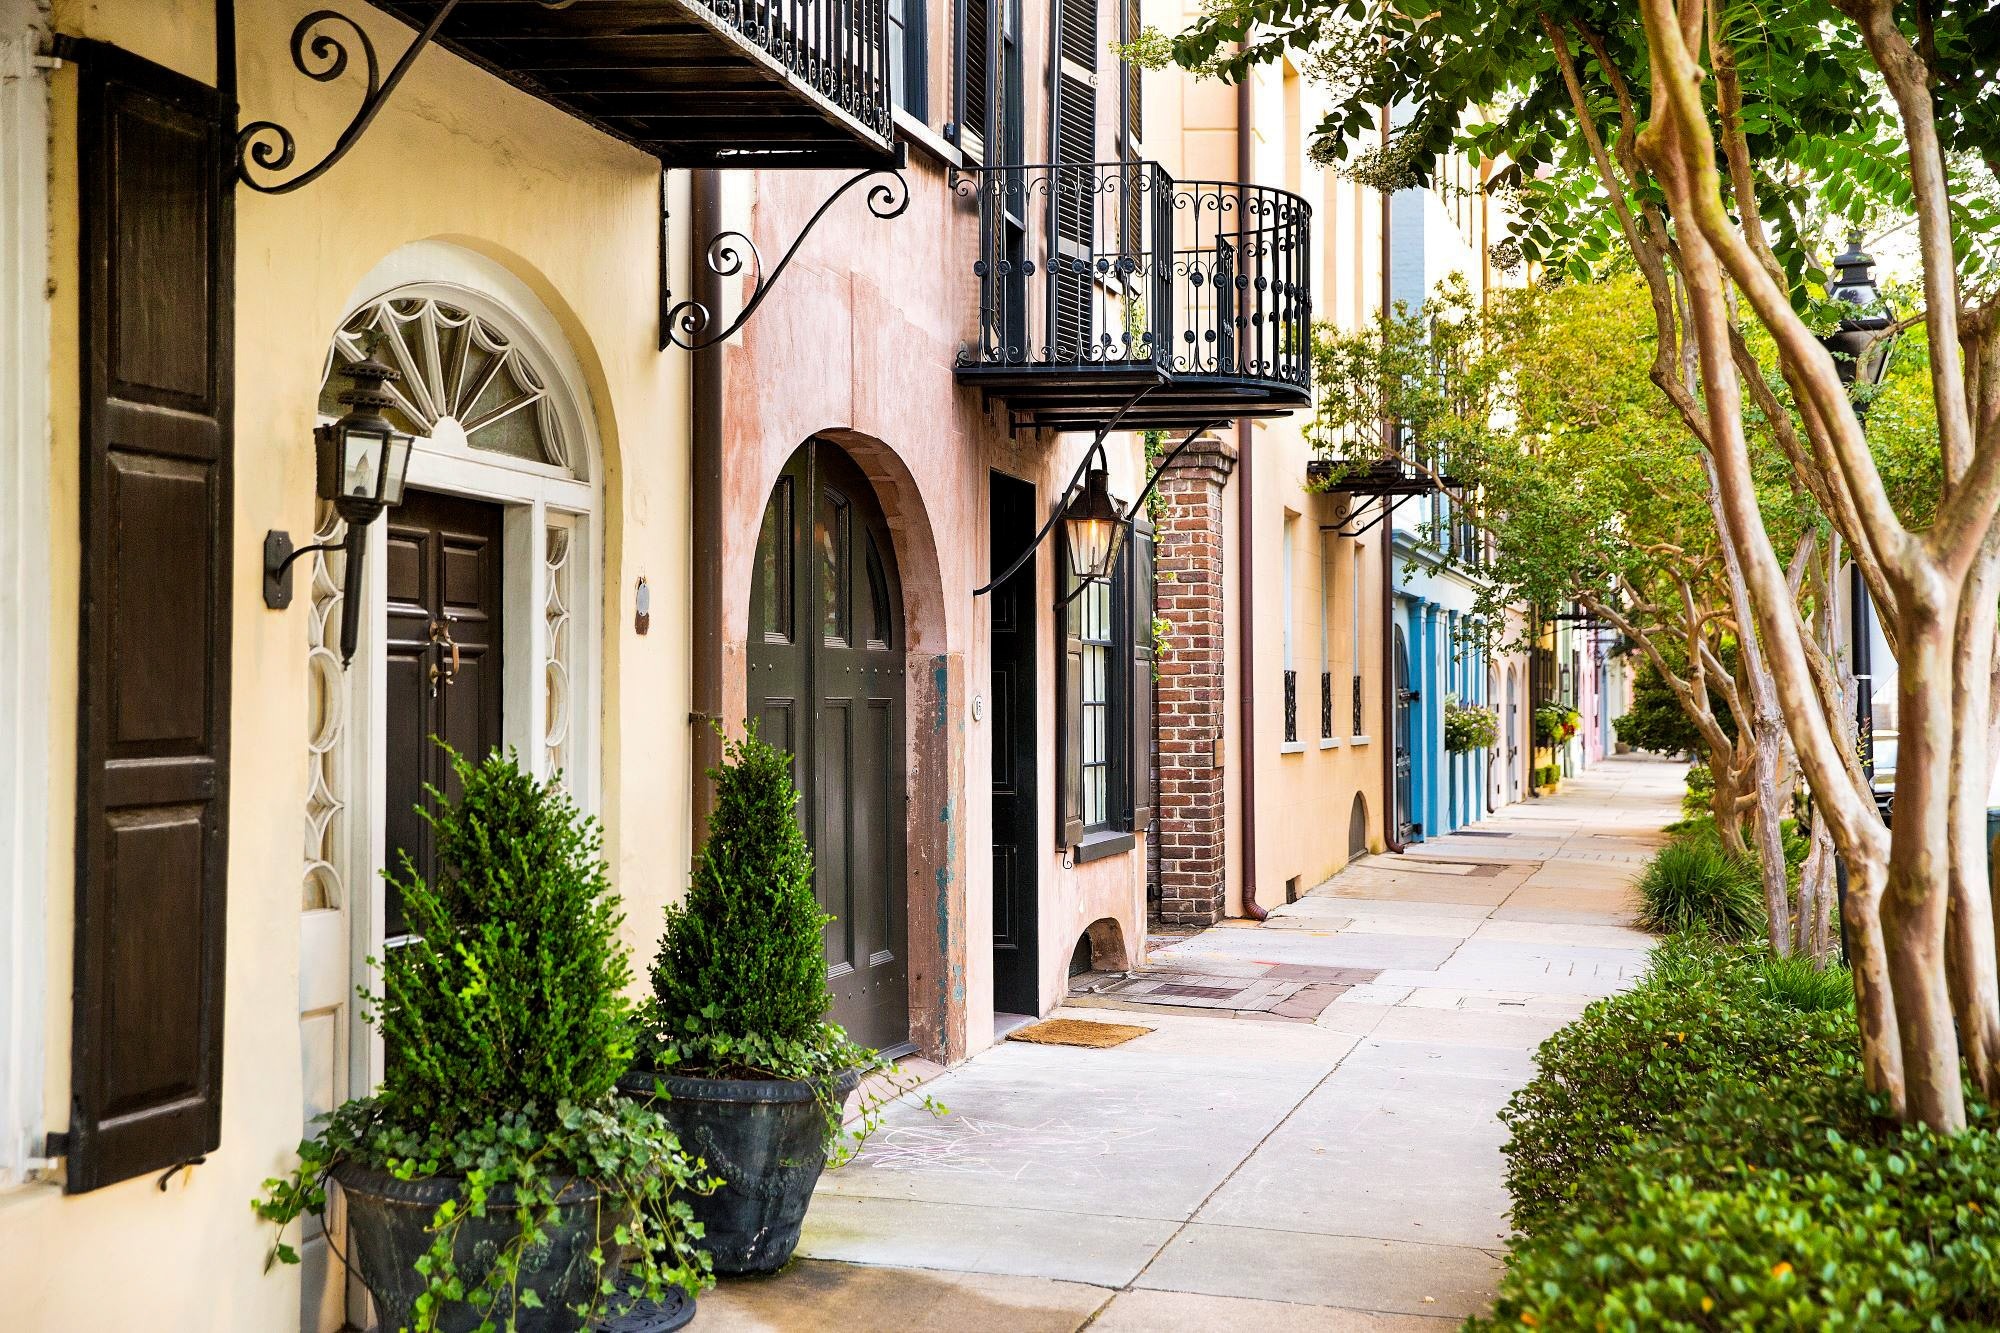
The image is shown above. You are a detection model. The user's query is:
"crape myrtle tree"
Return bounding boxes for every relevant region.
[1164,0,2000,1128]
[1314,272,1831,949]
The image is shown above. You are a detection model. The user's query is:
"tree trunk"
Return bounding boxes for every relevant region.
[1884,620,1967,1131]
[1797,812,1835,961]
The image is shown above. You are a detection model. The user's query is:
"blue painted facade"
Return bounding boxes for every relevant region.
[1391,533,1499,842]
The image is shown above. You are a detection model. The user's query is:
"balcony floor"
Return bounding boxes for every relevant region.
[955,361,1311,435]
[370,0,898,170]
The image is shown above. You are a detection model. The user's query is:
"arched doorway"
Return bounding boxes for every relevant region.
[1505,667,1520,803]
[1393,623,1414,843]
[749,440,911,1051]
[297,264,603,1333]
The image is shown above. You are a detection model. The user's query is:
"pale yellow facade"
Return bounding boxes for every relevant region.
[1143,12,1392,914]
[2,2,694,1327]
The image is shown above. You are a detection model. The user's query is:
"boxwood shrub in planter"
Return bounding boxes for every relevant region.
[629,728,928,1275]
[255,748,711,1332]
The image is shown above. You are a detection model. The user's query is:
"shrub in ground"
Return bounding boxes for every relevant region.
[1752,950,1855,1013]
[1474,938,2000,1331]
[1498,937,1842,1234]
[1633,828,1765,940]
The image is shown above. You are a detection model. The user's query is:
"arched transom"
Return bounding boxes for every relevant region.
[320,294,577,476]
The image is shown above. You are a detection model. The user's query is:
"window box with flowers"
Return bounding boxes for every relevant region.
[1443,695,1499,753]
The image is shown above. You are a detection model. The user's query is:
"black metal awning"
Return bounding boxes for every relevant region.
[367,0,897,170]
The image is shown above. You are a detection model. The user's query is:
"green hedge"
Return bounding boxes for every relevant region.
[1470,938,2000,1331]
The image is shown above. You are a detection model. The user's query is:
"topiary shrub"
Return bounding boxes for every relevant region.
[641,726,925,1151]
[1633,828,1765,940]
[374,746,635,1132]
[256,746,712,1327]
[649,727,833,1064]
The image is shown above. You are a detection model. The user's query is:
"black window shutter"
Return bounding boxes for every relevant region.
[1056,542,1086,849]
[69,40,234,1194]
[1052,0,1098,358]
[957,0,992,156]
[1127,520,1155,830]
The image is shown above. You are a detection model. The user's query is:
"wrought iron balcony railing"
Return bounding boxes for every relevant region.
[1321,670,1334,741]
[1284,669,1300,744]
[954,161,1313,433]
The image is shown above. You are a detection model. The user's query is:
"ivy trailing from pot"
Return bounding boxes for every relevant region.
[254,746,713,1332]
[628,726,943,1275]
[1442,694,1499,753]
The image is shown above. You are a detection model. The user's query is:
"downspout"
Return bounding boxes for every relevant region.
[1378,101,1404,853]
[689,169,724,851]
[1235,64,1265,920]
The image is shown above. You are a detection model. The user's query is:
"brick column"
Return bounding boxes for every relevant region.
[1154,432,1237,926]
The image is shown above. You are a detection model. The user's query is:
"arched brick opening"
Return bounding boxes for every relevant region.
[1349,792,1370,859]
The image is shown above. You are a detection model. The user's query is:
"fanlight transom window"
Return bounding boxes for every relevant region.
[319,295,577,476]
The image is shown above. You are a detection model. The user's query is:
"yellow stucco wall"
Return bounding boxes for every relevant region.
[1,3,692,1327]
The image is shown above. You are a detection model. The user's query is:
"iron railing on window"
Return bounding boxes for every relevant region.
[1321,670,1333,740]
[1352,673,1364,738]
[956,161,1312,385]
[702,0,895,141]
[1283,669,1299,744]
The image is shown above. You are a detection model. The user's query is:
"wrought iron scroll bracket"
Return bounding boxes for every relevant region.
[235,1,571,194]
[663,152,912,352]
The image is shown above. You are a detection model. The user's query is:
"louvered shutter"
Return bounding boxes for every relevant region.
[1051,0,1097,360]
[1056,541,1086,849]
[1118,0,1143,263]
[957,0,992,159]
[1126,520,1155,830]
[68,40,234,1194]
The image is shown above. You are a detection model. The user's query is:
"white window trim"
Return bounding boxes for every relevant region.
[1,4,54,1193]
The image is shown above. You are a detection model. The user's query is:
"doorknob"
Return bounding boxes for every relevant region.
[428,616,461,696]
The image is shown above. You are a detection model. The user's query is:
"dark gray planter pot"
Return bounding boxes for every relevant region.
[333,1160,621,1333]
[620,1068,859,1275]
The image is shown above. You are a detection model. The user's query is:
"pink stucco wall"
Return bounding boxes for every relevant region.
[714,150,1151,1063]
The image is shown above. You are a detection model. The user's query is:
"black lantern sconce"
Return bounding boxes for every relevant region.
[1063,464,1123,584]
[264,352,415,665]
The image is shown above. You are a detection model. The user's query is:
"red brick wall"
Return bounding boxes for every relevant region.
[1153,434,1236,925]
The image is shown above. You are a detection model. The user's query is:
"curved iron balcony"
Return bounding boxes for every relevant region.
[369,0,896,169]
[955,162,1312,433]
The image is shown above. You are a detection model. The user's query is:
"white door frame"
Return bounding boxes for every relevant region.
[297,251,603,1332]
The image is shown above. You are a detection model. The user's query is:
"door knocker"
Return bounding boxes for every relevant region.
[428,616,461,696]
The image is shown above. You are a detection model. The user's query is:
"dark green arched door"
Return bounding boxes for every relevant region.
[749,441,910,1051]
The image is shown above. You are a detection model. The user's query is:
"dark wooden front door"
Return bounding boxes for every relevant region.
[989,473,1040,1016]
[383,489,506,941]
[749,442,910,1050]
[1394,622,1416,843]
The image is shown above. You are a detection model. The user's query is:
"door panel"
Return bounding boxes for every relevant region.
[989,472,1040,1016]
[748,442,910,1050]
[383,489,505,940]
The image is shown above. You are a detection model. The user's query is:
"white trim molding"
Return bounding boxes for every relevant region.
[0,0,54,1193]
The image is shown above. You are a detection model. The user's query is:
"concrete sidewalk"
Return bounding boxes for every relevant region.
[694,755,1681,1330]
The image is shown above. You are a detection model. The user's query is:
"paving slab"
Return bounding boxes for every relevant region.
[798,1194,1178,1285]
[694,1260,1108,1331]
[1135,1224,1503,1318]
[1088,1289,1459,1331]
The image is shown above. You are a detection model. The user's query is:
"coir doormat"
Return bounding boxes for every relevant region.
[1007,1018,1153,1048]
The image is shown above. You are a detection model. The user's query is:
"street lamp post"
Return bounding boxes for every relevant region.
[1819,233,1897,790]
